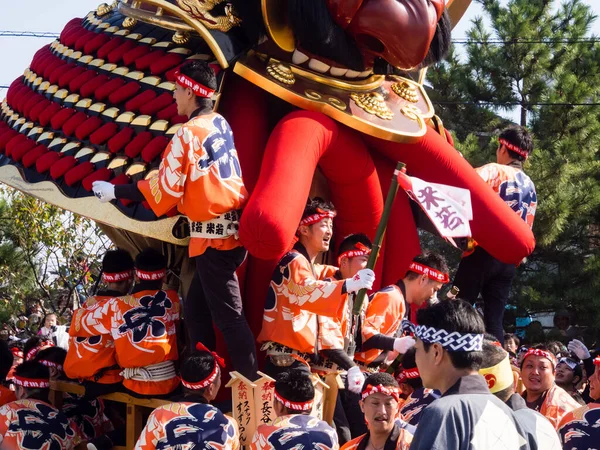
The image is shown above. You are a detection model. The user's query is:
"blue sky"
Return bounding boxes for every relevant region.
[1,0,599,104]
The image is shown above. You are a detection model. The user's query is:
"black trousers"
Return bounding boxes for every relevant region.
[453,247,516,344]
[185,246,258,380]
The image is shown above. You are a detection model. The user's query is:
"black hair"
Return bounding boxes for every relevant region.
[503,333,520,348]
[23,336,50,361]
[288,0,365,71]
[34,346,67,368]
[362,372,399,392]
[481,338,513,402]
[337,233,373,258]
[14,361,50,401]
[275,369,314,412]
[135,248,167,288]
[499,126,533,162]
[417,299,485,370]
[398,347,423,390]
[405,251,449,281]
[0,340,13,382]
[547,341,567,357]
[421,9,452,67]
[179,60,217,110]
[299,197,336,225]
[181,351,217,396]
[102,249,134,275]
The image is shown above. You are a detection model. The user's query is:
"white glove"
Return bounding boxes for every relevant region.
[568,339,591,360]
[393,336,416,354]
[346,269,375,293]
[346,366,365,394]
[92,181,116,203]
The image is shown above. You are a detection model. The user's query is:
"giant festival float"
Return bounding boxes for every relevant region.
[0,0,534,406]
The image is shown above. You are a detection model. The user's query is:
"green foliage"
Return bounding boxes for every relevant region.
[0,186,111,323]
[428,0,600,342]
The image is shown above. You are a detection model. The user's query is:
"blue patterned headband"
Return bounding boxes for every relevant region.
[402,320,483,352]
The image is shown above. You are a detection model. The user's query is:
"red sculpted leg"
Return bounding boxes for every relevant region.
[240,111,383,261]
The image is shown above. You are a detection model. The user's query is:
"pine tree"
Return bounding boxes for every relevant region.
[428,0,600,343]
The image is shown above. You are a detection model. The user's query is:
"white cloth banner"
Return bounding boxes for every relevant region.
[398,172,473,240]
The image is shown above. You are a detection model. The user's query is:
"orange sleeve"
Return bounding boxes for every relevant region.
[69,299,115,338]
[286,257,346,317]
[361,289,404,342]
[138,126,192,217]
[361,292,388,342]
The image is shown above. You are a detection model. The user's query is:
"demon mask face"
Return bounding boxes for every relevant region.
[287,0,450,73]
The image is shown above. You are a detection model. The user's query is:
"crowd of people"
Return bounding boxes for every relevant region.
[0,59,598,450]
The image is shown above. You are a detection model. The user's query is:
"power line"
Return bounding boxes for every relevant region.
[452,38,599,45]
[0,29,597,45]
[433,100,600,107]
[0,31,59,38]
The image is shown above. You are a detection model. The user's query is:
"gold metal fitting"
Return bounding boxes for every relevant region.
[400,104,423,121]
[123,17,137,28]
[96,3,113,17]
[351,92,394,120]
[391,81,419,103]
[172,31,190,45]
[266,63,295,85]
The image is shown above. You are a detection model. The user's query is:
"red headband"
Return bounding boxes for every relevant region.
[299,208,336,226]
[26,342,54,361]
[274,390,314,411]
[396,368,420,384]
[182,342,226,390]
[39,360,63,371]
[523,349,557,368]
[408,262,449,283]
[338,242,372,266]
[175,71,215,98]
[102,270,133,283]
[136,269,167,281]
[593,356,600,367]
[499,138,529,159]
[13,375,50,388]
[361,384,400,402]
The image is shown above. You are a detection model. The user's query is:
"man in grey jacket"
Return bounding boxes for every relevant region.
[409,299,530,450]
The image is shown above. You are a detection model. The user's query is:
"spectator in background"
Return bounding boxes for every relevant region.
[568,339,597,403]
[524,321,546,345]
[503,333,520,359]
[38,313,69,350]
[480,337,561,450]
[554,357,585,405]
[547,310,579,344]
[520,345,580,429]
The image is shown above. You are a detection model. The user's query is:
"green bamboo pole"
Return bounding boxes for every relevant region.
[386,352,404,374]
[352,161,405,316]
